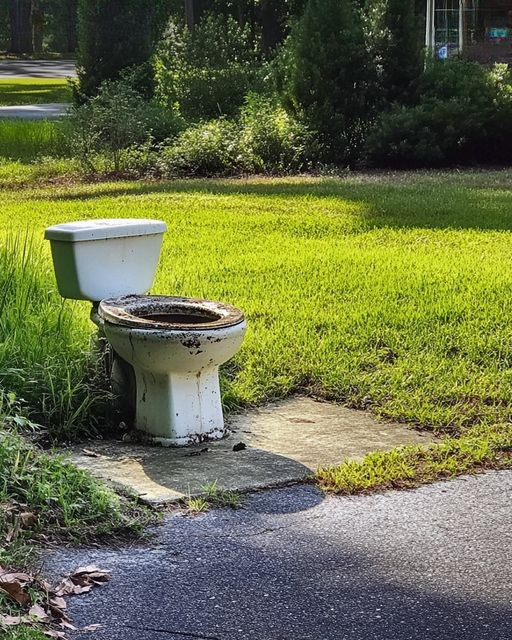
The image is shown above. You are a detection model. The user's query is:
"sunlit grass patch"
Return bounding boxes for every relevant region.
[316,423,512,494]
[0,78,71,106]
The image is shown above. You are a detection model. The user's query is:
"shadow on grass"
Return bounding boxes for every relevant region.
[42,171,512,232]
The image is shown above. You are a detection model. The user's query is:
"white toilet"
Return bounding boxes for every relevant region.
[44,219,246,446]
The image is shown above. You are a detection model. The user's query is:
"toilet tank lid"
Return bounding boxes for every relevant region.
[44,219,167,242]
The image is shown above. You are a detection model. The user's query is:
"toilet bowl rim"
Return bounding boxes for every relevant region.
[98,294,245,331]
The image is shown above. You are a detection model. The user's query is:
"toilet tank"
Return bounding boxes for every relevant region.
[44,219,167,302]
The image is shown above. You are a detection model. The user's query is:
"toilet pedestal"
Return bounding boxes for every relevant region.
[134,367,226,446]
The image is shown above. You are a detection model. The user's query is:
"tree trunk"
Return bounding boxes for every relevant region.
[32,5,43,53]
[65,0,78,52]
[185,0,194,29]
[9,0,33,54]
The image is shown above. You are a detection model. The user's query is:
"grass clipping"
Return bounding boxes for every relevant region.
[317,423,512,494]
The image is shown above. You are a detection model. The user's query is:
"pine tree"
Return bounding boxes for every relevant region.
[283,0,373,163]
[364,0,423,104]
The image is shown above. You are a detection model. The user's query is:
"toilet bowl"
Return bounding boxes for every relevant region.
[98,294,246,446]
[44,218,246,447]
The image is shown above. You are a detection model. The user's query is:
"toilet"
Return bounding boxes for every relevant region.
[44,219,246,446]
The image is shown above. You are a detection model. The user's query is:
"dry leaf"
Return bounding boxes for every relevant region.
[20,511,37,527]
[44,630,66,639]
[59,620,77,630]
[81,623,104,631]
[0,614,30,626]
[29,603,50,621]
[0,579,31,606]
[50,596,67,610]
[82,448,100,458]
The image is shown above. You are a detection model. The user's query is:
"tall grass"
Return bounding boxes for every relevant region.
[0,233,110,438]
[0,119,67,162]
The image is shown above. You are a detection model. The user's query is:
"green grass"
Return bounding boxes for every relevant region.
[0,78,71,106]
[0,171,512,482]
[3,629,47,640]
[0,417,153,636]
[0,120,67,162]
[186,481,242,512]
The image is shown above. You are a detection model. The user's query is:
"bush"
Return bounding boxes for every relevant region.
[240,94,314,172]
[160,119,250,177]
[68,78,184,172]
[155,14,265,121]
[281,0,375,164]
[365,60,512,167]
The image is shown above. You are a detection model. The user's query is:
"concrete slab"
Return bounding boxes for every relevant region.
[67,397,437,505]
[0,102,69,119]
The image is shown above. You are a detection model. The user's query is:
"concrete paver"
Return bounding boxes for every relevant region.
[68,397,437,503]
[45,470,512,640]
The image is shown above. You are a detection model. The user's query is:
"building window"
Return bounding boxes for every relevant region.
[426,1,512,64]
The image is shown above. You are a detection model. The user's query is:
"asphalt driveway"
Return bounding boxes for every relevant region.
[45,470,512,640]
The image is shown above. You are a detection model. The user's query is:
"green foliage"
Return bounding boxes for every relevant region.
[77,0,168,98]
[160,119,249,177]
[281,0,374,164]
[155,13,265,120]
[366,60,512,166]
[363,0,423,104]
[68,78,184,172]
[159,97,314,177]
[240,94,314,173]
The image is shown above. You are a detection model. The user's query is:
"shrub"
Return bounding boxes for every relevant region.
[240,94,315,172]
[281,0,374,164]
[155,14,265,121]
[365,60,512,167]
[68,78,184,172]
[159,119,250,177]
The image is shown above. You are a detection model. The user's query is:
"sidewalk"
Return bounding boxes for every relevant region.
[45,470,512,640]
[0,102,69,119]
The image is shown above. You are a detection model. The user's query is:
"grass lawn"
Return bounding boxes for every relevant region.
[0,78,71,106]
[0,120,65,161]
[0,170,511,488]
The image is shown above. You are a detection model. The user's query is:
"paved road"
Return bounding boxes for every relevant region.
[0,103,69,119]
[0,59,76,78]
[46,471,512,640]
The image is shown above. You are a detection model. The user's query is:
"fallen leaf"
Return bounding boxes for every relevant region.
[81,623,104,631]
[82,448,100,458]
[0,579,31,606]
[44,630,66,639]
[0,614,30,626]
[50,596,67,610]
[20,511,37,527]
[59,620,77,630]
[29,603,50,621]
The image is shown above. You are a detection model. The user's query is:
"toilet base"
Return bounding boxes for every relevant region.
[134,366,228,447]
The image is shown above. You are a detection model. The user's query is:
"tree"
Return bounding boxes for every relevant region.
[364,0,423,104]
[283,0,373,163]
[77,0,170,98]
[8,0,33,54]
